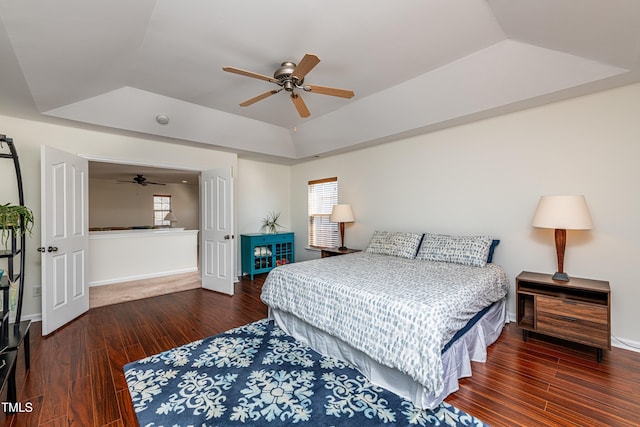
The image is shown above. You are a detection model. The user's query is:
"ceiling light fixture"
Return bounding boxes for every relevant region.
[156,114,170,125]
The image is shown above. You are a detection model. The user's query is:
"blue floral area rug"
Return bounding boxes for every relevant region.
[124,319,487,427]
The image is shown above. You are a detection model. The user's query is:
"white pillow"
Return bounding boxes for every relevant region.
[416,233,493,267]
[365,231,423,259]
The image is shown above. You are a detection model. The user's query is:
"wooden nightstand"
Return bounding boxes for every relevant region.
[516,271,610,362]
[320,247,361,258]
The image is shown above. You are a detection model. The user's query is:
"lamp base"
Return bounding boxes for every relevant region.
[552,271,570,281]
[338,246,348,251]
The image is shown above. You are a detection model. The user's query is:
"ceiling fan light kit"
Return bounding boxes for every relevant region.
[223,53,355,118]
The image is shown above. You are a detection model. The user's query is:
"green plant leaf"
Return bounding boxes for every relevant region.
[260,211,283,233]
[0,203,35,248]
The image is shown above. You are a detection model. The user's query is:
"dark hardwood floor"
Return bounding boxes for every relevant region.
[4,274,640,426]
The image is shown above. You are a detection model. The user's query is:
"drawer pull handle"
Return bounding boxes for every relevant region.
[559,316,578,322]
[562,300,577,305]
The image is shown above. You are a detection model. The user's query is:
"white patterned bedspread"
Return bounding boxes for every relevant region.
[261,252,509,396]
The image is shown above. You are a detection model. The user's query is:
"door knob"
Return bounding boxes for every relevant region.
[224,235,230,240]
[37,247,45,252]
[47,246,59,252]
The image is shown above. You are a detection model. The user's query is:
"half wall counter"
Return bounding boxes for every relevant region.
[89,228,198,286]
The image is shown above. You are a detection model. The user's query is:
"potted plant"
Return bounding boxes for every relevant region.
[260,211,283,234]
[0,203,35,248]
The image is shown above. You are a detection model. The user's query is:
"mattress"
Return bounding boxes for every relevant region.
[261,252,510,407]
[270,297,506,409]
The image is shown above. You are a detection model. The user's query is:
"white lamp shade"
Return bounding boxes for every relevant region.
[164,212,177,221]
[330,204,355,223]
[532,195,593,230]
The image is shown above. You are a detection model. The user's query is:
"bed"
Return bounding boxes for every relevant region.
[260,231,510,410]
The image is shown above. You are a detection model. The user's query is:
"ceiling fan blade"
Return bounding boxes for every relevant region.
[239,89,282,107]
[292,54,320,80]
[222,66,276,83]
[290,93,310,118]
[305,85,355,99]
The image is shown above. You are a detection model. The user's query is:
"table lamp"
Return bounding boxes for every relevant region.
[164,212,177,227]
[330,204,355,251]
[532,195,593,281]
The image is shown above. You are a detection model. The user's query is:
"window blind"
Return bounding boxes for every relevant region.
[308,177,338,248]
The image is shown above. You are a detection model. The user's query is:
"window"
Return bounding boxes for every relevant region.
[153,194,172,226]
[308,177,338,248]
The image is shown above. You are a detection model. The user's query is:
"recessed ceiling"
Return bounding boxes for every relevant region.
[1,0,639,161]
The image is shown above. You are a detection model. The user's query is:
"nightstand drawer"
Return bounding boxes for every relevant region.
[537,311,609,348]
[537,296,608,324]
[516,271,611,362]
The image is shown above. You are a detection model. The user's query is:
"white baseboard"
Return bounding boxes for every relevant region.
[23,312,42,323]
[5,312,42,324]
[89,267,198,287]
[611,335,640,353]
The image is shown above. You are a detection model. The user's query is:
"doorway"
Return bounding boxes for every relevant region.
[87,160,201,306]
[41,148,236,334]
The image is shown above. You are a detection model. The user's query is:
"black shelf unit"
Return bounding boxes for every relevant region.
[0,135,32,407]
[0,135,28,323]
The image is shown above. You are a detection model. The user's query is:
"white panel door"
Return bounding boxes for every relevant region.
[200,167,234,295]
[41,145,89,335]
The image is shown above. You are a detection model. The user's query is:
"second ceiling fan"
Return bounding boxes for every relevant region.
[117,174,165,186]
[223,53,355,118]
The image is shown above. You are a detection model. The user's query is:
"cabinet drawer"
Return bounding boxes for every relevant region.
[537,311,609,348]
[271,233,292,242]
[249,234,292,244]
[537,296,607,324]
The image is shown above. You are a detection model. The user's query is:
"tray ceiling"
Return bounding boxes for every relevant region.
[1,0,639,161]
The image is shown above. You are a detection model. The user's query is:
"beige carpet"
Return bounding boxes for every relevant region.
[89,271,201,308]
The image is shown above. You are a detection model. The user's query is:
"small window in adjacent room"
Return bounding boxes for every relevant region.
[308,177,338,248]
[153,194,172,226]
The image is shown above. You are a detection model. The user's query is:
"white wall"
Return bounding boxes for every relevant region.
[0,115,237,320]
[89,178,199,230]
[237,159,291,234]
[290,82,640,349]
[236,158,291,274]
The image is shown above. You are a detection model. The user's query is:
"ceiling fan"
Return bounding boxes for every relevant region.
[117,174,165,186]
[223,53,355,118]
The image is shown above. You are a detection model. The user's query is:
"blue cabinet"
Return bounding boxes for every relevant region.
[241,232,294,279]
